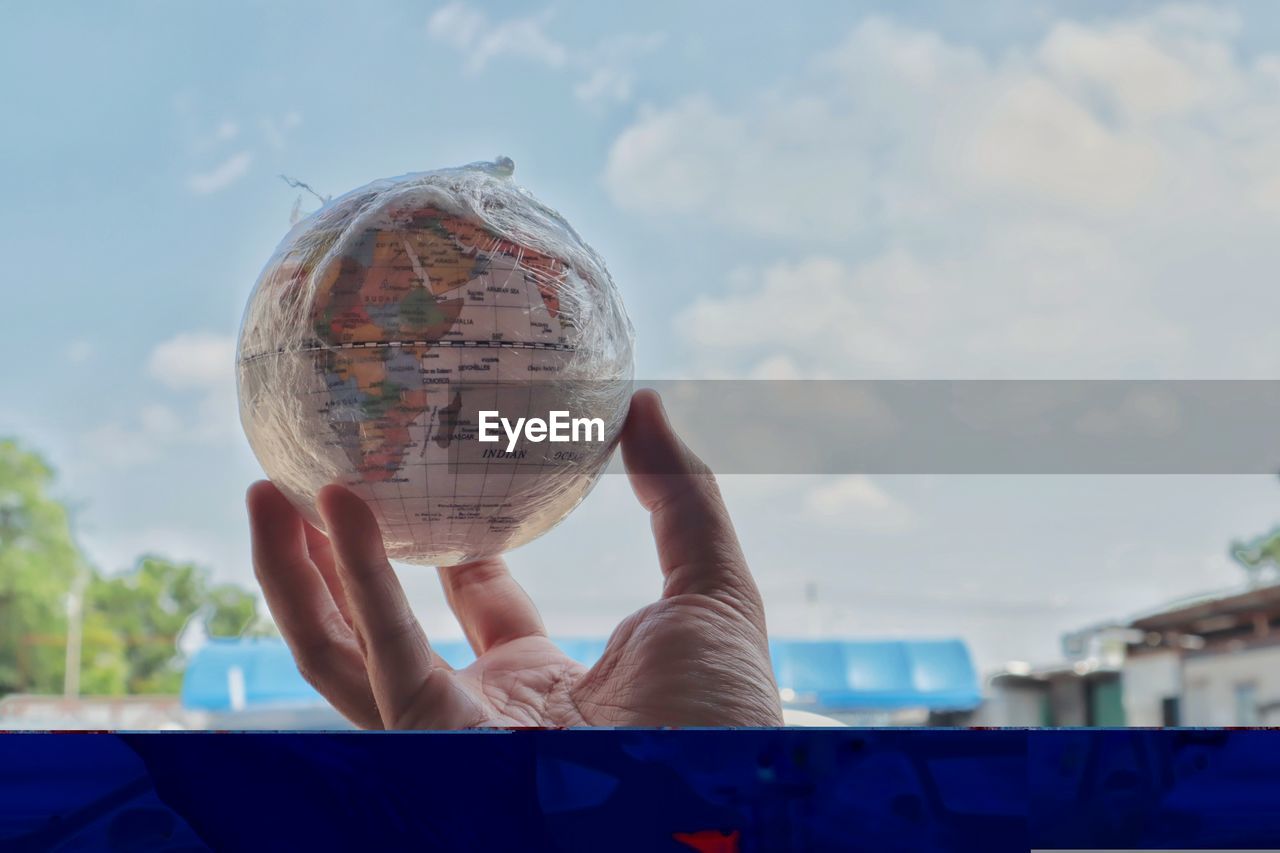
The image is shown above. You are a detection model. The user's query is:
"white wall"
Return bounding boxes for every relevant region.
[1181,645,1280,726]
[973,684,1043,726]
[1048,678,1088,726]
[1121,650,1180,726]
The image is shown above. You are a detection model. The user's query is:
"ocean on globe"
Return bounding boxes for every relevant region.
[237,159,634,566]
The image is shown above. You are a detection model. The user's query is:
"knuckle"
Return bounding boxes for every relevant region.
[448,558,508,593]
[294,659,323,690]
[367,611,423,649]
[289,611,350,682]
[347,554,394,581]
[292,641,330,688]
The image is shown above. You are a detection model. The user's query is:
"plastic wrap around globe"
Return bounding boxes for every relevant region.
[237,160,634,566]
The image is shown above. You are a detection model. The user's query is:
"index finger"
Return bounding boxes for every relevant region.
[246,481,382,729]
[317,485,480,728]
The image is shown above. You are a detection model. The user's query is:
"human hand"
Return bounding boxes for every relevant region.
[246,389,783,728]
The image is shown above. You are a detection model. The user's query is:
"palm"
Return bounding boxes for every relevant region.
[441,637,590,727]
[248,391,782,730]
[414,594,777,728]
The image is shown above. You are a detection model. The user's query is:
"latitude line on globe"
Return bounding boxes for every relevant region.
[239,338,579,363]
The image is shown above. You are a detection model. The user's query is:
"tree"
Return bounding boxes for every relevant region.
[0,438,271,697]
[1230,527,1280,588]
[0,439,82,694]
[81,556,266,694]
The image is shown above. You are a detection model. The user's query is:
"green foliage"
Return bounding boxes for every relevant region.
[1229,475,1280,584]
[1231,526,1280,585]
[83,557,265,694]
[0,439,271,697]
[1232,527,1280,568]
[0,439,81,694]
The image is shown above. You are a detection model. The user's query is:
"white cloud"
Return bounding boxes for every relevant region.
[611,7,1280,378]
[428,3,566,73]
[139,403,183,437]
[674,238,1185,378]
[573,33,666,106]
[427,2,486,51]
[83,332,240,471]
[604,98,752,218]
[803,475,917,532]
[80,422,162,469]
[176,99,303,193]
[147,331,239,442]
[186,151,253,195]
[427,3,661,104]
[174,98,242,155]
[212,120,240,143]
[79,524,248,580]
[607,10,1280,235]
[964,74,1161,213]
[747,354,805,380]
[78,402,198,470]
[575,67,632,104]
[66,340,93,364]
[148,332,236,390]
[260,111,302,150]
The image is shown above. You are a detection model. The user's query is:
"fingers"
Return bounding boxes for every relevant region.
[303,520,351,626]
[620,390,762,610]
[317,484,477,728]
[438,556,545,656]
[246,481,381,728]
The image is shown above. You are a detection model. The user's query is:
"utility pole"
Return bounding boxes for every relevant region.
[805,581,821,637]
[63,502,91,700]
[64,565,87,698]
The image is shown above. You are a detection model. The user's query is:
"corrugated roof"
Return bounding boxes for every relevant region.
[179,638,614,711]
[181,636,982,713]
[1129,582,1280,630]
[769,639,982,711]
[181,638,320,711]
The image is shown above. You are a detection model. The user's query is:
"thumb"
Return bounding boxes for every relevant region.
[621,389,761,608]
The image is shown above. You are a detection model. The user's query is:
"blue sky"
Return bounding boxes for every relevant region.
[5,1,1280,668]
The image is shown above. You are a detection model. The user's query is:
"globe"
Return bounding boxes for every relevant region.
[237,159,634,566]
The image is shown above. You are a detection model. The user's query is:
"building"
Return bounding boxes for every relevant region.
[1122,583,1280,726]
[981,623,1130,726]
[982,660,1126,727]
[978,581,1280,727]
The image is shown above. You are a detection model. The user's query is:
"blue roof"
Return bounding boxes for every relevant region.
[769,639,982,710]
[182,636,980,713]
[181,638,323,711]
[179,637,611,711]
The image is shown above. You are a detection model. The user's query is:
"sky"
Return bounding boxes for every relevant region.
[5,1,1280,670]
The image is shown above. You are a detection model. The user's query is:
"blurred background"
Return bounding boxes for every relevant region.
[5,0,1280,728]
